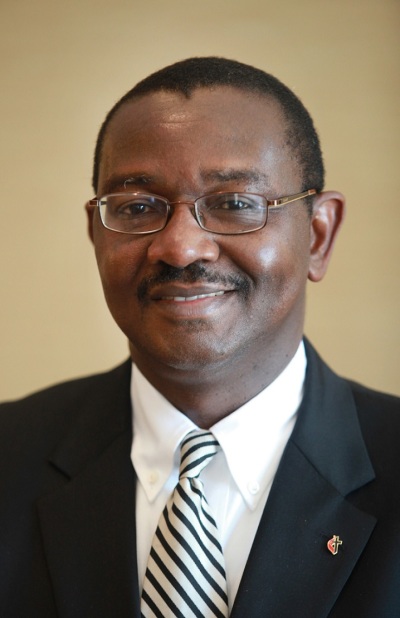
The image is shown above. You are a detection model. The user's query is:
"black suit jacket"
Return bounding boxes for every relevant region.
[0,341,399,617]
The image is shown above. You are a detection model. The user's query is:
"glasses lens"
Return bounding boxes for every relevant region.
[99,194,168,234]
[197,193,268,234]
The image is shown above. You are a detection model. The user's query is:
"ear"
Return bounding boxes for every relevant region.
[85,200,96,244]
[308,191,346,282]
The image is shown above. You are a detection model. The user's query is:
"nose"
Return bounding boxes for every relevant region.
[146,203,220,268]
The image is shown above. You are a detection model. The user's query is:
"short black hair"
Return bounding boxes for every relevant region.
[92,57,324,196]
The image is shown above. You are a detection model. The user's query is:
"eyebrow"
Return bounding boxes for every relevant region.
[200,168,270,185]
[101,168,270,195]
[101,173,154,194]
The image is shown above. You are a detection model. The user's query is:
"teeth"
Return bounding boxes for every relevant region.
[162,291,225,302]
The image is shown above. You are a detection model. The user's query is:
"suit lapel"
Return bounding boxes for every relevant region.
[37,361,141,618]
[231,342,376,618]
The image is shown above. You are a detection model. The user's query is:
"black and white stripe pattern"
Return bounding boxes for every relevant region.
[141,430,229,618]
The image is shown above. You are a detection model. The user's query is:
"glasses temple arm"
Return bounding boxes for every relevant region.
[267,189,317,208]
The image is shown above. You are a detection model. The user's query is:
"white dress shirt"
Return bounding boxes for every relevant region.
[131,341,306,609]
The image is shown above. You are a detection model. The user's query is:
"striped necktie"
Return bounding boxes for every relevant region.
[141,429,229,618]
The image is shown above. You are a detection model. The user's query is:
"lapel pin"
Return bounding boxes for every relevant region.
[327,534,343,555]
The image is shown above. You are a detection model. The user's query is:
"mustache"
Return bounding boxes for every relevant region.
[137,263,250,301]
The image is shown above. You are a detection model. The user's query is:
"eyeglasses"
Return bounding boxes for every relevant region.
[88,189,316,236]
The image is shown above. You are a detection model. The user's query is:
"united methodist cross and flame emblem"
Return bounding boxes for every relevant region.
[327,534,343,555]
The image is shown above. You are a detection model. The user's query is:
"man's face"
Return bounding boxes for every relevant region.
[88,87,315,381]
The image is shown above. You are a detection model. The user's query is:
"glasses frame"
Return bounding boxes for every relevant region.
[88,189,317,236]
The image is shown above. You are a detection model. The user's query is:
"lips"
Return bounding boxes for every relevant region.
[149,283,232,302]
[160,291,226,302]
[136,264,251,304]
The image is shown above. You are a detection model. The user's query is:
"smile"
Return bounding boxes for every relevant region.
[160,291,226,302]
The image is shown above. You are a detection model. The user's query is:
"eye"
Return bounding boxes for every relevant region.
[116,198,156,217]
[219,198,252,210]
[210,194,260,211]
[103,194,168,220]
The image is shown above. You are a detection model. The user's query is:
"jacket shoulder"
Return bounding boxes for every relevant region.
[0,361,131,458]
[345,379,400,509]
[1,360,131,408]
[348,379,400,425]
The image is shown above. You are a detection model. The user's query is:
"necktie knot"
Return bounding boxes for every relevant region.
[179,430,220,480]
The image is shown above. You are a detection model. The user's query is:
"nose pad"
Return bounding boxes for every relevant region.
[146,204,220,268]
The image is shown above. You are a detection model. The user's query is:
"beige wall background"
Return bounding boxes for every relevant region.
[1,0,399,400]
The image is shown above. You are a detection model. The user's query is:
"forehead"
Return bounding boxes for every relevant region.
[99,87,299,194]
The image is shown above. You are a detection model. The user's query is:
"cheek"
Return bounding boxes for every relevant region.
[253,245,296,300]
[93,229,147,295]
[240,221,311,300]
[256,241,278,269]
[237,236,301,278]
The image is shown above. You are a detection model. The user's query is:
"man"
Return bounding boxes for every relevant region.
[0,57,399,617]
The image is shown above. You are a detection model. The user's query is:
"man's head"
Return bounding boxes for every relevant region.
[92,57,324,198]
[86,57,344,415]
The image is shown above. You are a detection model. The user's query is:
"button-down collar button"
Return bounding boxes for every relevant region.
[148,471,159,485]
[247,480,260,495]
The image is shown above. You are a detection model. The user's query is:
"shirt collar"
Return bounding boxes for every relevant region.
[211,342,306,508]
[131,369,196,502]
[131,341,306,508]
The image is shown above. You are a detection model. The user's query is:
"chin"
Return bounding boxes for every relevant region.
[130,333,239,373]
